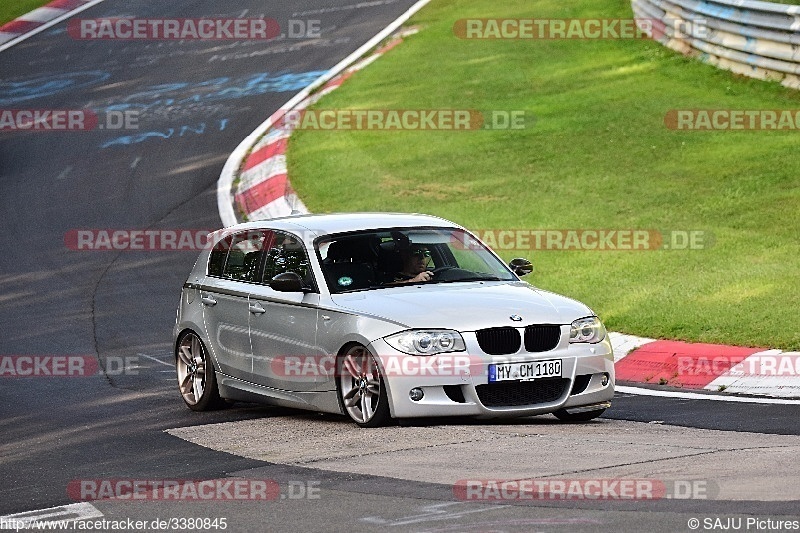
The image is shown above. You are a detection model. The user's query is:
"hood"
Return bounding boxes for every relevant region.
[330,281,593,331]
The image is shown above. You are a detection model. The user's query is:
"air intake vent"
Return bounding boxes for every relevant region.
[476,378,570,407]
[571,374,592,395]
[476,327,521,355]
[443,385,466,403]
[524,324,561,352]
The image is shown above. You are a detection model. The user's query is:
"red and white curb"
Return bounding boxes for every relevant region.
[216,1,796,401]
[232,34,410,221]
[611,333,800,398]
[0,0,106,52]
[231,69,348,220]
[216,0,431,226]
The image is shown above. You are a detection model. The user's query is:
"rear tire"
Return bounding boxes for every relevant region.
[176,331,225,411]
[553,408,606,422]
[336,344,392,428]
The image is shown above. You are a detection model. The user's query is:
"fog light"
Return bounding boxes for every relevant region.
[409,388,424,401]
[601,373,610,386]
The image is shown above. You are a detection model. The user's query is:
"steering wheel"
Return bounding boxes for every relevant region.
[428,266,465,281]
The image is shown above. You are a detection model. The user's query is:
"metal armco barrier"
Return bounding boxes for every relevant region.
[632,0,800,89]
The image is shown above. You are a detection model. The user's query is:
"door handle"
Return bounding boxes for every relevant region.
[201,295,217,306]
[249,303,266,315]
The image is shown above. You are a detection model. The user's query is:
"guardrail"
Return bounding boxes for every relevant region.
[632,0,800,89]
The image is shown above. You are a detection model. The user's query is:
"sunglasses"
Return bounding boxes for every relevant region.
[410,249,431,258]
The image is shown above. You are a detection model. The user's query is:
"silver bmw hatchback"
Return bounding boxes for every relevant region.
[174,213,614,427]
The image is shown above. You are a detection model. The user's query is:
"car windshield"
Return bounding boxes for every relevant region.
[316,227,517,293]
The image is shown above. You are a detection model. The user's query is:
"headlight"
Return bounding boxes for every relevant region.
[569,316,606,344]
[384,330,466,355]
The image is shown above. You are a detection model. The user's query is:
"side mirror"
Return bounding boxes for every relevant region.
[509,258,533,276]
[270,272,306,292]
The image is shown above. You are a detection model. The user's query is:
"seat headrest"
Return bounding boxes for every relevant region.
[327,237,378,262]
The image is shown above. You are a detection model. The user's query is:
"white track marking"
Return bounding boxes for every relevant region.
[0,502,103,527]
[0,0,108,54]
[55,166,73,181]
[617,385,800,404]
[362,502,507,527]
[608,331,656,361]
[705,349,800,397]
[136,352,173,367]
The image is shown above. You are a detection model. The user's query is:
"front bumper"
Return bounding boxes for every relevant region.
[368,334,614,419]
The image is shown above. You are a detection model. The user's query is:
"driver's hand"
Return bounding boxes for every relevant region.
[410,271,433,282]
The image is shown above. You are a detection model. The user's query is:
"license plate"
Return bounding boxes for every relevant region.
[488,359,562,382]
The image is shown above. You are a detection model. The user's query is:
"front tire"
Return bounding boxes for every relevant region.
[176,331,224,411]
[337,344,391,428]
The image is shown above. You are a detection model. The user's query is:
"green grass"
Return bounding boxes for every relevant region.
[0,0,53,25]
[287,0,800,350]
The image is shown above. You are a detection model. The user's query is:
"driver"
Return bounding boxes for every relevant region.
[393,244,433,283]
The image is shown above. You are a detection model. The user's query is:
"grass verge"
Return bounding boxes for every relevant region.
[0,0,54,26]
[287,0,800,349]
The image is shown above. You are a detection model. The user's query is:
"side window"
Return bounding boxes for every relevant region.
[208,235,233,277]
[220,231,266,282]
[262,231,311,284]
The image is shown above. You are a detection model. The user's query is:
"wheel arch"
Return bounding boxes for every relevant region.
[174,327,221,373]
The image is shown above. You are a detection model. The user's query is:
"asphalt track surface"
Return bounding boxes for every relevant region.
[0,1,798,531]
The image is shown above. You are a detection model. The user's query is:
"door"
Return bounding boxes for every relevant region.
[248,231,324,392]
[201,230,266,380]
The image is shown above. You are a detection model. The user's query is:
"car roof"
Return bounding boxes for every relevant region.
[216,212,463,239]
